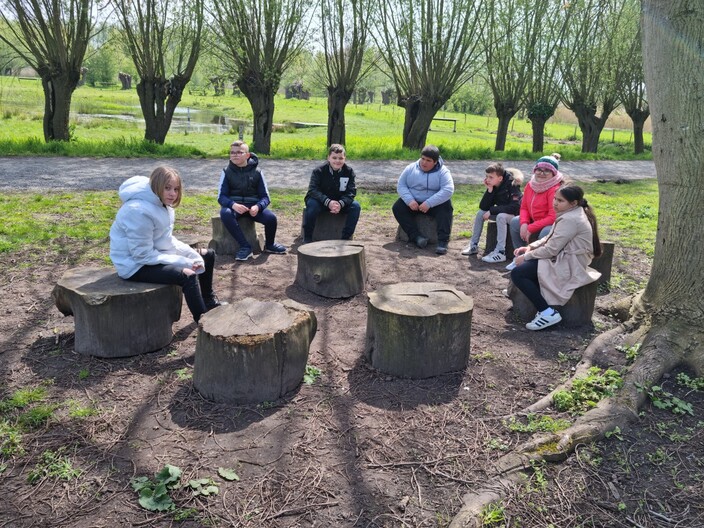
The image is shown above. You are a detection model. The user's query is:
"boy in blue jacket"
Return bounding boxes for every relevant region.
[392,145,455,255]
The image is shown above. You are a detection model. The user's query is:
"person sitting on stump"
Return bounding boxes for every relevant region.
[110,166,226,323]
[392,144,455,255]
[509,185,601,331]
[461,162,523,262]
[303,143,361,243]
[217,140,287,261]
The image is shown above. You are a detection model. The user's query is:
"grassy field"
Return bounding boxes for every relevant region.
[0,181,658,286]
[0,76,651,160]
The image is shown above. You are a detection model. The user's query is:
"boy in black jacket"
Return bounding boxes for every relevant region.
[461,163,523,262]
[302,144,361,243]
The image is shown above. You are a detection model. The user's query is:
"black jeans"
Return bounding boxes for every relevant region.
[392,198,453,243]
[510,258,549,312]
[128,249,216,322]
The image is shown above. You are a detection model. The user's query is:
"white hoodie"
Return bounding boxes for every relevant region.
[109,176,204,279]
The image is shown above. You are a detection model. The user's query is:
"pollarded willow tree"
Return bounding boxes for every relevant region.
[318,0,376,147]
[0,0,97,141]
[448,1,704,525]
[523,0,573,153]
[212,0,313,155]
[482,0,550,152]
[375,0,485,150]
[112,0,204,144]
[561,0,640,153]
[616,17,649,155]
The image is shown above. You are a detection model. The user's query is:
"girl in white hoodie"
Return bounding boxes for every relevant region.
[110,166,224,322]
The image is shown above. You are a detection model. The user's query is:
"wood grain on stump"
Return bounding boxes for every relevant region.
[365,282,473,379]
[507,279,598,327]
[295,241,366,298]
[208,215,264,256]
[300,207,350,241]
[591,241,615,288]
[193,299,317,403]
[52,267,181,358]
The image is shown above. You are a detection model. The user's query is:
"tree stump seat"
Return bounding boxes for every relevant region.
[507,279,598,327]
[193,299,317,403]
[52,267,182,358]
[484,218,516,257]
[592,241,615,288]
[295,240,366,298]
[395,215,439,244]
[365,282,473,378]
[208,215,264,256]
[300,207,350,241]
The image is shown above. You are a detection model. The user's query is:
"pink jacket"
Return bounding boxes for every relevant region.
[519,182,561,234]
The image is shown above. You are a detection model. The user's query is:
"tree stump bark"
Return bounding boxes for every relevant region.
[295,241,366,298]
[193,299,317,403]
[365,282,473,378]
[300,207,349,241]
[395,215,439,244]
[507,279,598,327]
[208,215,264,256]
[592,241,615,288]
[52,267,181,358]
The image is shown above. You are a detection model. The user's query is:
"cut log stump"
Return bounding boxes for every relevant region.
[52,267,181,358]
[365,282,473,379]
[193,298,317,403]
[295,241,366,298]
[300,207,349,241]
[507,279,598,327]
[208,215,264,256]
[395,215,439,244]
[592,241,615,288]
[484,219,515,258]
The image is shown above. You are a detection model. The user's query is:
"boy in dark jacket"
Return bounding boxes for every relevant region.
[302,144,361,243]
[461,163,523,262]
[218,140,286,261]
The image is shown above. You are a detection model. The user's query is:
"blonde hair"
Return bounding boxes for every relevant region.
[150,166,183,207]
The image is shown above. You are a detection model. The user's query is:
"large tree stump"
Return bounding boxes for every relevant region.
[52,267,181,358]
[365,282,473,379]
[300,207,350,241]
[193,299,317,403]
[592,241,615,288]
[208,215,263,256]
[395,215,439,244]
[295,241,366,298]
[507,279,598,327]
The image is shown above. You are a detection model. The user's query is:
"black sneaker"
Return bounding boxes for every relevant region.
[435,241,448,255]
[204,295,227,310]
[415,235,429,249]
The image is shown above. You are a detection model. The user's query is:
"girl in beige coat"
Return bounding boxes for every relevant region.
[510,185,601,330]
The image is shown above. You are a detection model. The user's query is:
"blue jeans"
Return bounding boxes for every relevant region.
[220,206,278,247]
[509,216,552,252]
[303,199,361,241]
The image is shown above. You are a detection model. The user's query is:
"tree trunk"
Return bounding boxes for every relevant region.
[529,116,547,153]
[400,96,443,150]
[239,78,275,154]
[494,112,513,152]
[136,76,187,145]
[327,87,353,147]
[40,75,78,142]
[627,107,650,155]
[572,103,611,153]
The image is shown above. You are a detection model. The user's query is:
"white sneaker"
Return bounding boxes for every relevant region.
[461,243,478,256]
[505,259,517,271]
[501,289,509,298]
[482,250,507,263]
[526,309,562,331]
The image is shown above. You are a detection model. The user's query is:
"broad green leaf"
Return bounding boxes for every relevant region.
[218,467,240,481]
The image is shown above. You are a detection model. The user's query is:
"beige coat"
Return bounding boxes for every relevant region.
[523,206,601,306]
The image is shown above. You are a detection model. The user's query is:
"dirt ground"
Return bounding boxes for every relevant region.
[1,208,702,528]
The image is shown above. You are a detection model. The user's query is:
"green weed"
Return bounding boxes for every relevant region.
[504,413,571,433]
[27,448,82,484]
[552,367,623,415]
[676,373,704,391]
[616,343,641,363]
[636,383,694,416]
[480,502,506,525]
[303,365,321,385]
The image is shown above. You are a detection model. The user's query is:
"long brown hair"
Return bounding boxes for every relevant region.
[557,185,602,257]
[149,166,183,207]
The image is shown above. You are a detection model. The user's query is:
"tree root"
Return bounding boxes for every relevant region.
[450,301,703,527]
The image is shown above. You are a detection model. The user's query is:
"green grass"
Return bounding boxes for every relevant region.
[0,76,651,160]
[0,180,658,261]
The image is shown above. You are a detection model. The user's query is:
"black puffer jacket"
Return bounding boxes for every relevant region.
[478,170,522,215]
